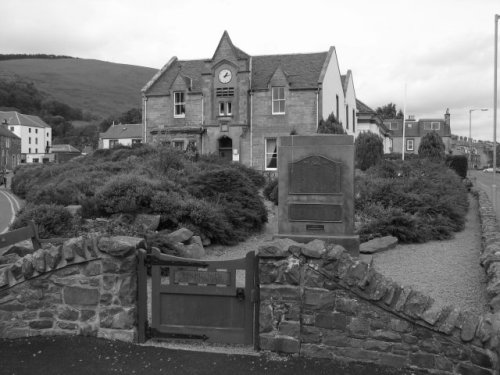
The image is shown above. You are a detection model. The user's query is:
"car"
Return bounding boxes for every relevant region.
[483,167,500,173]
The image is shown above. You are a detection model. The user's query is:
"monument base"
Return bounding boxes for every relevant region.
[274,234,360,257]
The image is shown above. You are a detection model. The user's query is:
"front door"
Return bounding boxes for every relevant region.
[218,136,232,162]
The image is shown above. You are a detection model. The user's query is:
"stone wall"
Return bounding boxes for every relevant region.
[0,235,143,342]
[258,238,499,374]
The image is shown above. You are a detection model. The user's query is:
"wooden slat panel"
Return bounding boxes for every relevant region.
[173,269,231,285]
[159,284,236,296]
[0,221,40,250]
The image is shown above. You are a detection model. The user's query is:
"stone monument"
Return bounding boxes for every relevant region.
[274,135,359,256]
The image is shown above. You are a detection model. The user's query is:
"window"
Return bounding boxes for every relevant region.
[265,138,278,170]
[352,109,356,132]
[47,132,49,137]
[35,148,38,153]
[389,123,399,130]
[216,87,234,97]
[346,105,349,130]
[35,138,38,145]
[35,129,38,134]
[423,122,441,130]
[132,139,142,145]
[218,101,232,116]
[109,140,119,148]
[10,127,14,132]
[272,87,285,114]
[32,158,39,163]
[336,95,339,119]
[29,128,31,133]
[406,139,414,151]
[174,92,185,117]
[6,138,9,148]
[29,137,31,144]
[173,140,184,150]
[29,148,31,153]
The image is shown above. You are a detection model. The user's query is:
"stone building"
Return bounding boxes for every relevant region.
[384,109,452,155]
[142,31,356,171]
[0,125,21,170]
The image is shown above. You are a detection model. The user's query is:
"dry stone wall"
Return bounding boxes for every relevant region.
[0,234,143,342]
[258,238,498,374]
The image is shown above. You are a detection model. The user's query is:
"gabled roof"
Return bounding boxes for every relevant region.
[0,111,50,128]
[51,144,81,153]
[356,99,376,114]
[0,125,20,139]
[341,70,352,95]
[144,59,205,95]
[251,52,328,90]
[212,30,250,61]
[100,124,143,139]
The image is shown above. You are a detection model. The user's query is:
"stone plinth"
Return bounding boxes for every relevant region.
[275,135,359,256]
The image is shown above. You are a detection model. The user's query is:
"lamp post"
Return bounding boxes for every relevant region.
[493,14,499,209]
[469,108,488,169]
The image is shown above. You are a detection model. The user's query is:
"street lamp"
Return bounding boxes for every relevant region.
[469,108,488,169]
[493,14,499,209]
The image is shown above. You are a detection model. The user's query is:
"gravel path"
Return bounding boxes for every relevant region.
[368,195,489,316]
[203,195,489,316]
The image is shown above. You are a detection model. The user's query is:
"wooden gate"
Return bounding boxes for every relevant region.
[137,249,259,348]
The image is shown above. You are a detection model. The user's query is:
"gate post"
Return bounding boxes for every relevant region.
[137,249,148,343]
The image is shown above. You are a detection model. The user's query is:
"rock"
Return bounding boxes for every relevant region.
[3,244,33,257]
[300,239,326,258]
[0,268,9,287]
[200,233,211,247]
[134,214,160,232]
[98,236,146,257]
[360,236,398,254]
[63,286,99,306]
[10,259,23,279]
[0,253,20,265]
[44,245,62,270]
[22,254,34,278]
[324,245,346,261]
[65,205,82,216]
[258,239,295,258]
[63,237,87,259]
[166,228,193,244]
[189,235,203,247]
[178,243,205,259]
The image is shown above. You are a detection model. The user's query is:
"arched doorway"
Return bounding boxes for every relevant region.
[218,136,233,162]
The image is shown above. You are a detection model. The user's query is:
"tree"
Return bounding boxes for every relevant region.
[317,113,346,134]
[375,103,403,119]
[355,131,384,171]
[418,131,445,161]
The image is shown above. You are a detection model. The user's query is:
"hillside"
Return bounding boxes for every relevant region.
[0,58,157,118]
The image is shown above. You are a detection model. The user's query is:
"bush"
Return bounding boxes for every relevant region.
[11,203,75,239]
[263,178,279,205]
[95,174,156,214]
[29,181,82,206]
[446,155,468,178]
[317,113,346,134]
[188,168,267,241]
[418,131,445,161]
[355,131,384,171]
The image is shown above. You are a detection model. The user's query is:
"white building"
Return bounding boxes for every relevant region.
[0,111,53,163]
[99,123,143,149]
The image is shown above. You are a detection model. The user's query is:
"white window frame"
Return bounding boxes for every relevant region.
[173,140,185,150]
[174,92,186,118]
[272,87,285,115]
[431,122,440,130]
[406,139,414,151]
[389,123,398,130]
[219,102,225,116]
[265,138,278,170]
[227,102,232,116]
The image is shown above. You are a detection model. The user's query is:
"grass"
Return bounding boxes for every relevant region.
[0,58,157,118]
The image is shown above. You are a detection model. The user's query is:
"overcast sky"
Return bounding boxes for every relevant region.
[3,0,499,141]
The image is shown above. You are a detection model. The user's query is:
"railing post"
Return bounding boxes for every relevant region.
[137,249,148,343]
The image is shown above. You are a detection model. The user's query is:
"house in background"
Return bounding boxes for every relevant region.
[0,111,53,163]
[142,31,357,171]
[449,135,493,169]
[384,109,452,155]
[99,123,143,149]
[50,144,82,163]
[0,125,21,170]
[355,99,392,153]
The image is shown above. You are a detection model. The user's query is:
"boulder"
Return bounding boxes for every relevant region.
[166,228,193,244]
[0,253,21,265]
[134,214,161,232]
[3,244,33,258]
[360,236,398,254]
[178,243,205,259]
[98,236,146,257]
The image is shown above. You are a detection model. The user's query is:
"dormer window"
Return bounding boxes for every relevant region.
[272,87,285,115]
[174,92,185,118]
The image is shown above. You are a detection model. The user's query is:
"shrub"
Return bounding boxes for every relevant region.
[263,178,279,205]
[317,113,346,134]
[355,131,384,171]
[150,190,186,228]
[229,163,266,189]
[29,181,82,206]
[11,203,75,239]
[188,168,267,240]
[418,131,445,161]
[446,155,468,178]
[95,174,156,214]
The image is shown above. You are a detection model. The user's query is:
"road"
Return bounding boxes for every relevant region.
[0,176,22,234]
[471,169,500,225]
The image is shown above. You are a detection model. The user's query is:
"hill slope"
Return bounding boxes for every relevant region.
[0,58,157,118]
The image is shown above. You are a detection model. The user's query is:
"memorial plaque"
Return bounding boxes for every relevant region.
[289,156,341,194]
[174,270,230,285]
[289,203,342,222]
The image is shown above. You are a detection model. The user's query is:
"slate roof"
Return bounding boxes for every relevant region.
[50,144,81,153]
[0,111,50,128]
[0,125,20,139]
[356,99,375,114]
[100,124,143,139]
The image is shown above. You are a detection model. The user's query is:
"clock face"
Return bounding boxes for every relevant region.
[218,69,232,84]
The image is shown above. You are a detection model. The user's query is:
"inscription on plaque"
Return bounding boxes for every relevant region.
[174,270,230,285]
[289,204,342,222]
[289,156,341,194]
[306,224,325,232]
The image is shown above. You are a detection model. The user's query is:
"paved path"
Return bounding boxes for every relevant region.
[367,194,488,316]
[0,182,22,234]
[473,170,500,226]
